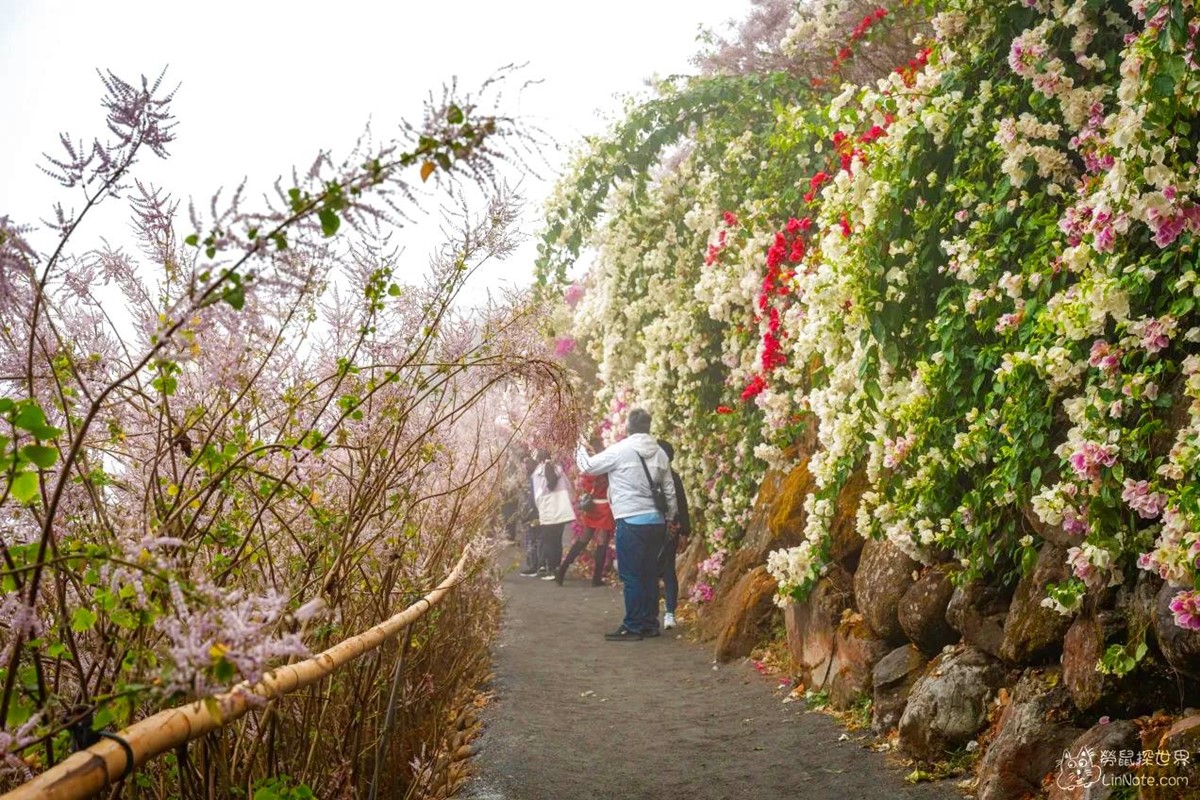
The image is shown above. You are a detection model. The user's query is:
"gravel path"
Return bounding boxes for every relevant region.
[461,545,960,800]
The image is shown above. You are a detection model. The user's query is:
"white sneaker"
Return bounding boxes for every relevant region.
[663,613,676,630]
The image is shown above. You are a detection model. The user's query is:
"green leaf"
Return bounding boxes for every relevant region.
[446,104,464,125]
[71,607,97,632]
[184,234,199,247]
[21,445,58,469]
[1020,546,1038,576]
[12,404,46,433]
[865,381,883,403]
[1152,72,1176,98]
[318,208,340,237]
[213,657,235,683]
[223,283,246,311]
[9,472,38,503]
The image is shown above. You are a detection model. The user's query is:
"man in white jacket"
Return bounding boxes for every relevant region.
[576,408,677,640]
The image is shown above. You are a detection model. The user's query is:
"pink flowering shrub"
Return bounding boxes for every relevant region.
[0,71,574,795]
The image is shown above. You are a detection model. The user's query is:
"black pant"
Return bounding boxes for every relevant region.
[558,527,611,584]
[657,534,679,613]
[539,523,565,571]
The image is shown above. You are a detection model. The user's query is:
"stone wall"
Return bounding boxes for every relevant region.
[689,457,1200,799]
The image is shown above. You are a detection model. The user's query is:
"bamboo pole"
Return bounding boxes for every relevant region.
[3,550,472,800]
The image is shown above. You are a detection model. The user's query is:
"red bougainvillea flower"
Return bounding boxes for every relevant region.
[809,171,828,191]
[716,405,734,415]
[723,211,739,227]
[840,214,852,237]
[741,374,767,401]
[762,331,786,371]
[860,124,888,144]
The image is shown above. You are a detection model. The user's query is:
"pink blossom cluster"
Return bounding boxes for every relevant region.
[564,283,585,308]
[689,582,716,604]
[698,549,727,580]
[553,336,577,358]
[159,584,310,699]
[1068,441,1118,481]
[883,429,917,469]
[1137,507,1200,586]
[1145,197,1200,248]
[1066,544,1119,589]
[1130,315,1175,354]
[995,310,1023,333]
[1059,204,1129,253]
[1088,340,1120,373]
[1122,479,1166,519]
[1168,590,1200,631]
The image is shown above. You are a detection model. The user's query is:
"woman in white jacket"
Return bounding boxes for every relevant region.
[530,449,576,579]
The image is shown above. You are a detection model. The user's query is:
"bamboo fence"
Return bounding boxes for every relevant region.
[2,549,473,800]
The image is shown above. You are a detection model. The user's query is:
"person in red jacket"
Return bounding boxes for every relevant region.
[555,446,615,586]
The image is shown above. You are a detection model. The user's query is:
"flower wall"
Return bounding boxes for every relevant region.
[544,0,1200,649]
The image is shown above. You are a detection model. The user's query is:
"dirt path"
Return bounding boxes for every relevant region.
[461,545,960,800]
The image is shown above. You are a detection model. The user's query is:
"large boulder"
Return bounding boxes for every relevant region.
[946,580,1012,659]
[976,669,1081,800]
[1062,609,1180,715]
[827,469,867,569]
[1047,719,1141,800]
[1153,582,1200,680]
[898,645,1005,762]
[1140,714,1200,800]
[872,644,928,735]
[712,566,779,662]
[784,564,854,687]
[828,616,892,709]
[698,458,812,643]
[898,564,960,655]
[764,458,813,552]
[999,543,1072,664]
[854,538,919,643]
[1062,609,1117,713]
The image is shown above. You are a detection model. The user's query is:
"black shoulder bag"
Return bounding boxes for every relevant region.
[636,455,669,516]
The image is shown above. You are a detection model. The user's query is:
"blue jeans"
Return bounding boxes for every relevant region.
[615,519,666,633]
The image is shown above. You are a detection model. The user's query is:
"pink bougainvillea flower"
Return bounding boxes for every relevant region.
[1169,590,1200,631]
[1069,441,1118,481]
[553,337,576,358]
[1122,479,1166,519]
[563,283,585,308]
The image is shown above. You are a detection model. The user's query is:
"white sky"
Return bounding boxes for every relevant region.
[0,0,750,301]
